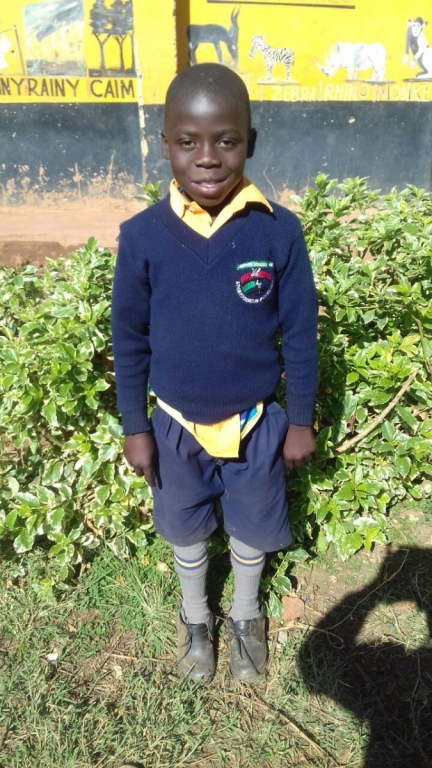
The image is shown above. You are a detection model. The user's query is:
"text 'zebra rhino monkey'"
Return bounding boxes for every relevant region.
[187,7,240,67]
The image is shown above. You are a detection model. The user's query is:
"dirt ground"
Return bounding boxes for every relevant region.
[289,507,432,767]
[0,186,304,269]
[0,198,144,268]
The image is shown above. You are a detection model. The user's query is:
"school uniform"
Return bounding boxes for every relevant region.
[111,178,318,553]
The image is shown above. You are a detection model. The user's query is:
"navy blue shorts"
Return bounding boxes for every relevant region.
[150,400,292,552]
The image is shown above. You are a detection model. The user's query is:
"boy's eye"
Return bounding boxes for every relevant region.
[179,139,195,148]
[218,139,236,147]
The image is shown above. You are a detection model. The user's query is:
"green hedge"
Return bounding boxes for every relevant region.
[287,176,431,560]
[0,177,431,588]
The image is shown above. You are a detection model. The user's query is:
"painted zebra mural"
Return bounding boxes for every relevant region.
[249,35,295,81]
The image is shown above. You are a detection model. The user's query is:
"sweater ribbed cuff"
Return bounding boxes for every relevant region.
[286,398,315,426]
[121,410,151,436]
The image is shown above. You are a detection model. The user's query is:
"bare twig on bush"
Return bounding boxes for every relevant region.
[37,428,63,449]
[84,514,102,536]
[336,369,419,453]
[413,317,432,380]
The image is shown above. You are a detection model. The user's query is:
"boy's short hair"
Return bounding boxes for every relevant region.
[165,63,251,127]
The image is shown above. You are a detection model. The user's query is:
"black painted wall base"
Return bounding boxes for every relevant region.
[0,101,431,204]
[144,101,432,199]
[0,103,142,202]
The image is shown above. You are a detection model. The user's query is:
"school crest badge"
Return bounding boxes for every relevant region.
[236,260,275,304]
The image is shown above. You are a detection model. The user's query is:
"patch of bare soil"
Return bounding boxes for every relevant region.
[0,198,145,267]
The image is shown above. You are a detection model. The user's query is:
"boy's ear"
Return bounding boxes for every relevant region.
[161,131,170,160]
[247,128,257,159]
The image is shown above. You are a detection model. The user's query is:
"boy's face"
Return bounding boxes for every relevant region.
[162,94,256,215]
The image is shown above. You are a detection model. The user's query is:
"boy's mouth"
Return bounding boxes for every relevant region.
[192,179,226,193]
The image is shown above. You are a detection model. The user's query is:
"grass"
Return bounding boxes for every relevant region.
[1,503,432,768]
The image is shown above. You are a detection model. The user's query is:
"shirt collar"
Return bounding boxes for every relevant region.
[169,177,273,220]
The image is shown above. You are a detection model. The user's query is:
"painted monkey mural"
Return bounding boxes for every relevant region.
[187,7,240,67]
[402,17,432,79]
[316,42,387,82]
[249,36,295,82]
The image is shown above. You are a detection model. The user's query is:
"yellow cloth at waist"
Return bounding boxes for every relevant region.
[156,398,263,458]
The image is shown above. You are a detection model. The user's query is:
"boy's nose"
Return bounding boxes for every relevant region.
[195,144,221,167]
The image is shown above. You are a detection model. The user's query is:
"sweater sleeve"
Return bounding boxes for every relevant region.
[111,227,152,435]
[278,223,318,426]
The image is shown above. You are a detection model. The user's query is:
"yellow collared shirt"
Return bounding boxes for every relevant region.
[169,177,273,238]
[156,178,273,458]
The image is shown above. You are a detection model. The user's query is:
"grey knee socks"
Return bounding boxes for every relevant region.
[229,536,265,622]
[174,536,265,624]
[173,540,211,625]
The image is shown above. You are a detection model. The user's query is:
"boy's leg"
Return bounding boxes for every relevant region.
[151,405,222,546]
[174,540,211,625]
[151,406,223,682]
[174,540,215,682]
[220,400,291,554]
[227,536,267,681]
[220,400,292,681]
[229,536,265,622]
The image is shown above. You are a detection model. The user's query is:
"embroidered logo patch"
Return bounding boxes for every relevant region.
[236,261,274,304]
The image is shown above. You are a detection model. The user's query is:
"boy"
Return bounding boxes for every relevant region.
[111,63,318,683]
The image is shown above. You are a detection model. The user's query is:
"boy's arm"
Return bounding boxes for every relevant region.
[278,222,318,468]
[111,229,156,486]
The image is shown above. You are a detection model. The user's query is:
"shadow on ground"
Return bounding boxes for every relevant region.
[299,547,432,767]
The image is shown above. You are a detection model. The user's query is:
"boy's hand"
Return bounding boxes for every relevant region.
[283,424,316,470]
[124,432,157,487]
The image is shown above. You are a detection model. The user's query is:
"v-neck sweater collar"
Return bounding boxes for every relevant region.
[156,194,273,266]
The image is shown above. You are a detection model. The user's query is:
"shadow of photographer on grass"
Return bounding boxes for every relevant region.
[299,546,432,767]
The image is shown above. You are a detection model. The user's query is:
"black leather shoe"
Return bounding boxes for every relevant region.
[176,608,215,683]
[227,614,267,682]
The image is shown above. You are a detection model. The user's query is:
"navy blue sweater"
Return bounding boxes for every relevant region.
[111,196,318,435]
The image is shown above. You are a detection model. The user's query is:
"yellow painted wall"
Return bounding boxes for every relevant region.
[1,0,432,105]
[187,0,432,102]
[0,0,176,103]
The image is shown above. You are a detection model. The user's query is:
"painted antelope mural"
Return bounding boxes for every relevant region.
[187,7,240,67]
[249,35,295,81]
